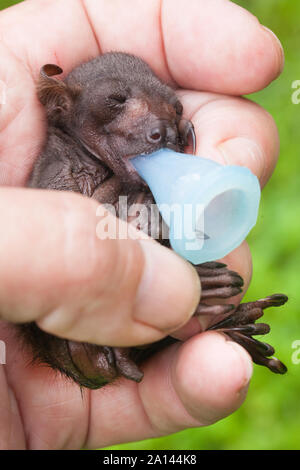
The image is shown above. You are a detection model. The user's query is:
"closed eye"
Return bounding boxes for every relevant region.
[108,94,127,105]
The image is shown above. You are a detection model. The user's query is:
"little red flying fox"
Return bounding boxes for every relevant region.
[17,52,288,389]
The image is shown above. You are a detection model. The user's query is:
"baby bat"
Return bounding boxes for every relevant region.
[18,52,287,389]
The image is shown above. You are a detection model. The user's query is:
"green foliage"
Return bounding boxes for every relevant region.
[1,0,300,450]
[0,0,21,8]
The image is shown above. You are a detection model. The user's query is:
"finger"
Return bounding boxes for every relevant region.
[0,0,283,94]
[0,323,90,450]
[161,0,284,93]
[168,92,276,335]
[2,325,251,448]
[85,0,283,93]
[0,0,100,78]
[171,92,274,334]
[172,241,252,339]
[0,0,100,186]
[1,326,251,448]
[0,0,282,185]
[0,42,44,186]
[0,366,26,449]
[86,332,252,448]
[179,91,280,187]
[0,188,200,347]
[220,241,252,299]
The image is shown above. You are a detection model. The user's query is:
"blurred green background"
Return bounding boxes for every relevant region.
[1,0,300,450]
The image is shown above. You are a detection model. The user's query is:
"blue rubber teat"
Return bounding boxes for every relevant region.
[131,149,261,264]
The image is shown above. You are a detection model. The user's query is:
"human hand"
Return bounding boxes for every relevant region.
[0,0,283,449]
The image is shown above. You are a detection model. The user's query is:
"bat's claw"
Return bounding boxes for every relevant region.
[207,294,288,374]
[195,261,244,300]
[179,119,196,154]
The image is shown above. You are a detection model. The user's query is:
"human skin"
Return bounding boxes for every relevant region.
[0,0,283,450]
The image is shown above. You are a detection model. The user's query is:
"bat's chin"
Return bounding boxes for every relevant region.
[122,155,147,188]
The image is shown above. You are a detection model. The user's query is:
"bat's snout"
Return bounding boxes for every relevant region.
[146,120,178,151]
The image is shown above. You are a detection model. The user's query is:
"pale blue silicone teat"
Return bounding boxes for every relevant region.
[131,149,261,265]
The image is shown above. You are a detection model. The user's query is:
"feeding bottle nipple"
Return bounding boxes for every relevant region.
[131,149,261,264]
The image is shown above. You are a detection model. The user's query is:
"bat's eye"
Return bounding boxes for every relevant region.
[108,94,127,105]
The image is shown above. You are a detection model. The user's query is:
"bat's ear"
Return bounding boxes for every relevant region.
[37,64,79,120]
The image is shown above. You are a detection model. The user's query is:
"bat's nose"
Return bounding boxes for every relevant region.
[146,123,166,144]
[146,122,177,148]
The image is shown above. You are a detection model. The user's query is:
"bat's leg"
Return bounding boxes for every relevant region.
[17,323,143,389]
[91,176,122,205]
[66,344,144,386]
[208,294,288,374]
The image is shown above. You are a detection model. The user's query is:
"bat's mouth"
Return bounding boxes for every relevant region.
[127,141,179,159]
[125,143,180,187]
[79,136,186,188]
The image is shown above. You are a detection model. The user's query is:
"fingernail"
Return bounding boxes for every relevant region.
[217,137,265,183]
[135,240,201,332]
[261,25,285,75]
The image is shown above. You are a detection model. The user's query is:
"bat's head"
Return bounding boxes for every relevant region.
[37,52,195,187]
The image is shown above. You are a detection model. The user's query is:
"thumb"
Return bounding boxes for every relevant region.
[0,187,200,346]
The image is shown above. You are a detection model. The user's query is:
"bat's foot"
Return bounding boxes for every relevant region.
[66,343,144,388]
[193,262,288,374]
[196,261,244,300]
[194,261,243,317]
[17,323,143,389]
[207,294,288,374]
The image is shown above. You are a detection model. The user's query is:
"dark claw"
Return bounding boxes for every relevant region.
[208,294,288,375]
[237,340,287,375]
[262,294,289,307]
[189,124,196,155]
[234,333,275,357]
[240,294,288,311]
[229,334,287,374]
[248,322,271,335]
[261,358,288,375]
[179,119,196,154]
[218,323,270,336]
[225,331,274,358]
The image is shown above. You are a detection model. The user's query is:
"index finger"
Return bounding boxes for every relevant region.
[0,0,283,94]
[85,0,284,93]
